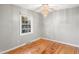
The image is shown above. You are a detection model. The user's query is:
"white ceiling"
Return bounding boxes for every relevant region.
[15,4,79,13]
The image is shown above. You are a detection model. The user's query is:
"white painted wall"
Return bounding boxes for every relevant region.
[43,7,79,46]
[0,4,43,52]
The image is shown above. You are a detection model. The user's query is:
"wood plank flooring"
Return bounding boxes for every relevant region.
[5,39,79,54]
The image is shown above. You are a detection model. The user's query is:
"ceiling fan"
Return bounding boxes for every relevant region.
[35,4,56,17]
[41,4,49,17]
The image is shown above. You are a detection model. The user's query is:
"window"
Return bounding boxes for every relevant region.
[20,15,33,35]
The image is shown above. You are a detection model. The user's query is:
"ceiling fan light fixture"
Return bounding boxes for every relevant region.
[41,4,49,17]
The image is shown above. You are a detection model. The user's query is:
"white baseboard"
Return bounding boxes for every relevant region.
[1,37,79,54]
[41,37,79,48]
[0,37,41,54]
[0,43,27,54]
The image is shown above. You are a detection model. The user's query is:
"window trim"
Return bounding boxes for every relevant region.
[20,14,33,36]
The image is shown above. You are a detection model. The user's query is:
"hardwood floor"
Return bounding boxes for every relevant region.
[5,39,79,54]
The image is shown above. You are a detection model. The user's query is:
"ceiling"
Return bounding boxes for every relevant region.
[15,4,79,13]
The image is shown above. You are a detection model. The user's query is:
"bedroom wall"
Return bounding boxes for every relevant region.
[43,6,79,46]
[0,4,43,52]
